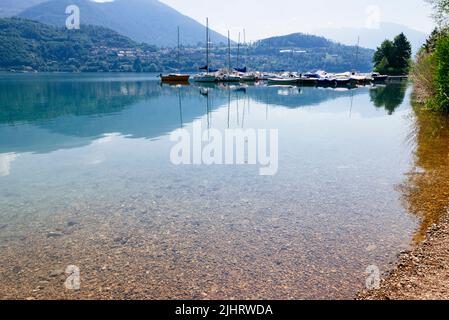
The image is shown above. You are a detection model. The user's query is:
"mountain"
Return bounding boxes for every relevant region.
[17,0,228,47]
[0,0,46,17]
[256,33,333,48]
[251,33,374,72]
[315,22,429,55]
[0,18,158,72]
[155,32,374,73]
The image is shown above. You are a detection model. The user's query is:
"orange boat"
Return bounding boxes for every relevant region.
[160,74,190,82]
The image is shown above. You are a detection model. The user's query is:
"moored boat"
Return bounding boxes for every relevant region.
[350,74,370,85]
[193,73,218,83]
[335,77,357,87]
[267,77,299,85]
[160,27,190,83]
[160,74,190,83]
[219,73,242,82]
[255,72,272,81]
[193,18,218,84]
[241,73,257,82]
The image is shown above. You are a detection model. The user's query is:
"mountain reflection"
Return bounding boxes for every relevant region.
[0,75,404,155]
[400,109,449,242]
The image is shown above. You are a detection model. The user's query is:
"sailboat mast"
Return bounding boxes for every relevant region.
[206,18,209,73]
[228,30,231,72]
[354,36,360,72]
[243,29,247,67]
[237,32,241,67]
[177,26,180,70]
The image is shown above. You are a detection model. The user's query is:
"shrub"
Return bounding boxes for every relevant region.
[411,50,437,105]
[435,35,449,112]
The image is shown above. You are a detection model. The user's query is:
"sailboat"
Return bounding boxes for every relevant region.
[237,30,256,82]
[194,18,218,83]
[348,36,370,85]
[219,31,242,82]
[160,27,190,83]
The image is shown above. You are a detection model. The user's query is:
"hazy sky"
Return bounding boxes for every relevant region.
[159,0,434,41]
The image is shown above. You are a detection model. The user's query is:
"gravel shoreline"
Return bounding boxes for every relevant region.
[358,212,449,300]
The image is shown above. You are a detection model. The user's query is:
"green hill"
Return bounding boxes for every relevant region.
[257,33,333,48]
[250,33,374,72]
[0,18,157,72]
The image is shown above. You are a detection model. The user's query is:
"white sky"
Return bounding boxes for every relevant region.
[159,0,434,41]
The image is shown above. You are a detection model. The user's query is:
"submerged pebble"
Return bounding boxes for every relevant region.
[49,269,64,277]
[47,232,63,238]
[67,221,79,227]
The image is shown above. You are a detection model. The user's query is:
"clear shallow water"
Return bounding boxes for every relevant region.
[0,74,417,299]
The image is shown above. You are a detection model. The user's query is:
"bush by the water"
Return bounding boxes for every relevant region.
[435,35,449,111]
[411,0,449,113]
[412,28,449,113]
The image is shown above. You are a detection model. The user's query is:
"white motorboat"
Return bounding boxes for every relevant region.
[193,73,218,83]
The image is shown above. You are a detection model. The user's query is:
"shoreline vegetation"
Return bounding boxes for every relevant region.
[411,28,449,113]
[361,0,449,300]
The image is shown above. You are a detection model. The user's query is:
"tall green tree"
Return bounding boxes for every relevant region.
[373,40,394,74]
[392,33,412,73]
[435,35,449,111]
[373,33,412,75]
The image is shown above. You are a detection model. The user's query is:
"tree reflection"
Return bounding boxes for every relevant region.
[369,83,408,115]
[399,109,449,242]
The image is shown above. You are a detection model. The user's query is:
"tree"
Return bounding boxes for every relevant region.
[133,57,143,73]
[427,0,449,27]
[373,40,392,65]
[373,33,412,75]
[411,1,449,112]
[392,33,412,74]
[435,35,449,111]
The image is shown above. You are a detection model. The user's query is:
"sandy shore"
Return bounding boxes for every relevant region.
[359,212,449,300]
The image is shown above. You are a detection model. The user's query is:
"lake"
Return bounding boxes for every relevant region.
[0,73,420,299]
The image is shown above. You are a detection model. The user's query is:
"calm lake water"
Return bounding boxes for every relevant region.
[0,73,419,299]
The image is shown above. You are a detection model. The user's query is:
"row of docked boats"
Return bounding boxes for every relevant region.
[161,70,389,87]
[266,71,389,87]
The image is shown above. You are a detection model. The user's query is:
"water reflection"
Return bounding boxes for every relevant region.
[400,109,449,242]
[369,82,408,115]
[0,75,406,156]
